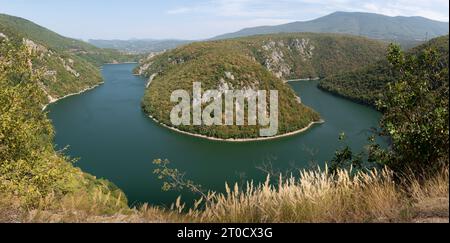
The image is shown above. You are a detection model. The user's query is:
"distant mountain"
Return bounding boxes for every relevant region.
[0,13,135,101]
[213,12,449,47]
[319,35,449,106]
[89,39,192,54]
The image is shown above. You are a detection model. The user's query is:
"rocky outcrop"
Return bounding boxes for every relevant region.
[137,62,152,76]
[259,38,316,78]
[58,57,80,77]
[224,71,235,80]
[290,38,315,60]
[22,39,80,78]
[146,73,158,88]
[23,38,48,53]
[137,51,164,75]
[137,33,387,84]
[261,40,292,78]
[136,36,322,81]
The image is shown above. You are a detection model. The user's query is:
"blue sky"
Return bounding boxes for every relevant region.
[0,0,448,40]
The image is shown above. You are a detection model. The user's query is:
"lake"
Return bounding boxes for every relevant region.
[48,63,382,207]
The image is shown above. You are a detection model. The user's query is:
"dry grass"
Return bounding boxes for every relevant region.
[179,167,408,223]
[408,167,449,223]
[1,166,448,223]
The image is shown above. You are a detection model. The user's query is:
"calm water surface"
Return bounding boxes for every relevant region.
[48,64,382,206]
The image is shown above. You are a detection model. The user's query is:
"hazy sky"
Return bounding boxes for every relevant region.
[0,0,448,40]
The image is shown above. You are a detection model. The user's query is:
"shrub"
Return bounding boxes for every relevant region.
[373,44,449,175]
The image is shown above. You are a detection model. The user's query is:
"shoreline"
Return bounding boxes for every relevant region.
[286,77,321,82]
[104,62,138,65]
[143,76,325,142]
[44,69,325,141]
[42,82,104,111]
[147,114,325,143]
[43,62,138,111]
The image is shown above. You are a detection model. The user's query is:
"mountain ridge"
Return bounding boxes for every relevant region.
[212,12,449,47]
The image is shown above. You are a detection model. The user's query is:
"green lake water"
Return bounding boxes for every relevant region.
[48,63,382,207]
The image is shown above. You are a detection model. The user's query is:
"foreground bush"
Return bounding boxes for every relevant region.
[1,30,127,214]
[374,43,449,175]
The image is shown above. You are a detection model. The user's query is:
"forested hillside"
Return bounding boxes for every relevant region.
[136,33,387,139]
[319,35,449,106]
[0,38,127,220]
[139,33,387,80]
[0,14,139,101]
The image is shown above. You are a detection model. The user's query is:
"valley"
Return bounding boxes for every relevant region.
[47,63,383,206]
[1,7,448,223]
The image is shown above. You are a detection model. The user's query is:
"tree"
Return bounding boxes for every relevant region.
[0,38,65,203]
[373,44,449,175]
[328,132,365,175]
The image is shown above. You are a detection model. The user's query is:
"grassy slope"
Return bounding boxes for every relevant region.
[0,13,136,99]
[136,33,387,139]
[3,167,447,223]
[318,35,449,106]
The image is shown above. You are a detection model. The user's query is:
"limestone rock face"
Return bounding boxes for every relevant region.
[258,38,316,78]
[261,40,291,78]
[23,38,48,53]
[290,38,315,60]
[137,51,164,75]
[58,57,80,77]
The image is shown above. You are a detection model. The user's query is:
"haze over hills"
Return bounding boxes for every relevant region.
[213,12,449,47]
[79,12,449,54]
[88,39,193,54]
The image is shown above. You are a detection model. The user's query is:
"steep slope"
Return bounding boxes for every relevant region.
[0,29,102,102]
[1,38,127,214]
[0,13,137,101]
[139,33,388,80]
[0,14,136,66]
[319,35,449,106]
[136,33,387,139]
[213,12,449,47]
